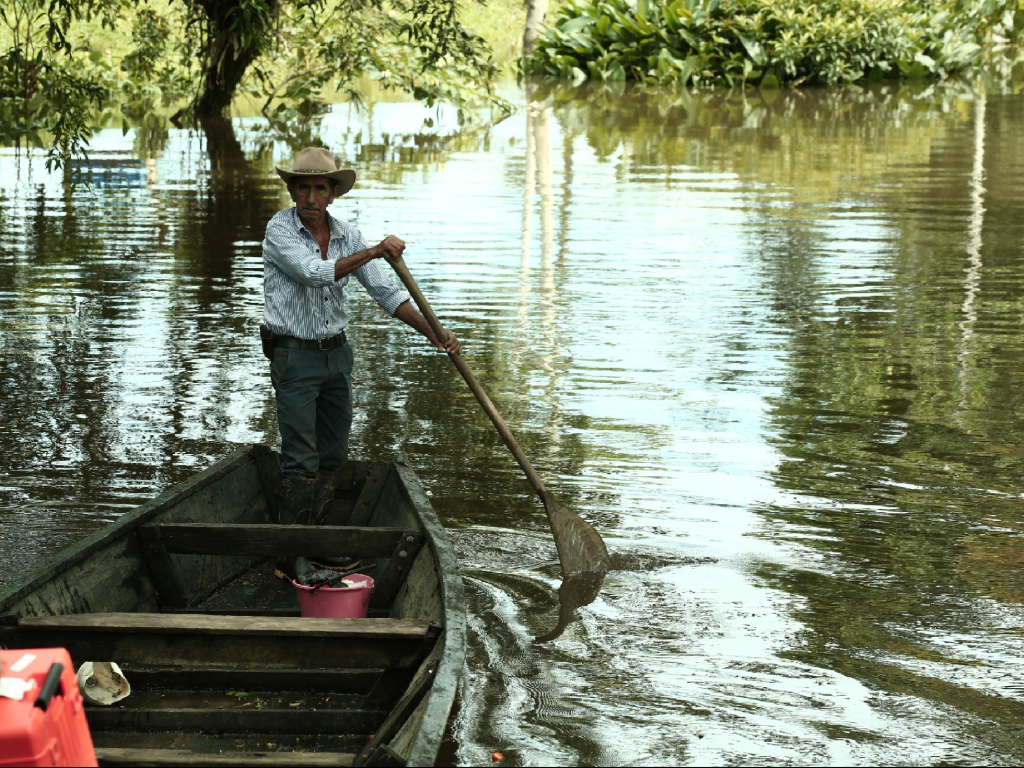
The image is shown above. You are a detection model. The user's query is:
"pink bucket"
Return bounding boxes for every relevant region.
[293,575,375,618]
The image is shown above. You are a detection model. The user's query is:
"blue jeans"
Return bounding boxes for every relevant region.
[270,343,354,478]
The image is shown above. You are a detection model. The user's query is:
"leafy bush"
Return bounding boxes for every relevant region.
[523,0,1024,87]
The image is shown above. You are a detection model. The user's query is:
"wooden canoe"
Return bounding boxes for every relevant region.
[0,444,466,767]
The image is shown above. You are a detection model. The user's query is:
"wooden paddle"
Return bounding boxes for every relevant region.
[384,253,611,575]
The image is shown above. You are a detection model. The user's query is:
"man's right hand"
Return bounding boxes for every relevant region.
[334,235,406,281]
[375,235,406,262]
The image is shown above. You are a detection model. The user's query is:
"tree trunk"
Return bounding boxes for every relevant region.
[194,0,280,118]
[523,0,549,57]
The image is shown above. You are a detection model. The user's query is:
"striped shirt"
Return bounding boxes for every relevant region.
[262,207,410,340]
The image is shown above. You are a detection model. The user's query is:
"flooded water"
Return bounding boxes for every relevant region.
[2,76,1024,764]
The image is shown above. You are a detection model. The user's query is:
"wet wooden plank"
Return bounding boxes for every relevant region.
[362,466,415,530]
[123,667,380,694]
[87,708,384,735]
[135,525,189,608]
[389,544,442,624]
[96,748,355,766]
[9,535,161,619]
[345,462,372,491]
[8,615,435,671]
[360,745,404,767]
[368,534,424,612]
[347,463,391,527]
[353,660,439,767]
[252,444,282,523]
[142,524,413,559]
[3,628,428,671]
[19,613,430,638]
[362,668,414,711]
[159,608,391,619]
[320,498,356,526]
[161,607,303,617]
[90,727,367,757]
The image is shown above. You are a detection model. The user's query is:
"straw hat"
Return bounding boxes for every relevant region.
[275,147,356,196]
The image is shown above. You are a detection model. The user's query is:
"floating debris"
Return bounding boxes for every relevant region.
[77,662,130,706]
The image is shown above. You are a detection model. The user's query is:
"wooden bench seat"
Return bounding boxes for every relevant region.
[87,706,382,734]
[120,666,380,693]
[11,613,440,671]
[19,613,430,638]
[95,747,355,766]
[137,523,421,559]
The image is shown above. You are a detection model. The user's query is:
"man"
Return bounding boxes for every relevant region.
[263,146,461,582]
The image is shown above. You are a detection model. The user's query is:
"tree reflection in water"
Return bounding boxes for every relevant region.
[3,79,1024,764]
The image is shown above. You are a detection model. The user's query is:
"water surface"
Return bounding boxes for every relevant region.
[1,78,1023,765]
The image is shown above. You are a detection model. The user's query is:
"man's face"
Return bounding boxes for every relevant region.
[291,177,337,225]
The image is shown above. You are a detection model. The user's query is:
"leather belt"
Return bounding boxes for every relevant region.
[273,331,347,351]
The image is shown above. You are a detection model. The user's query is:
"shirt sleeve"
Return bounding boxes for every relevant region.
[263,216,336,288]
[350,230,411,316]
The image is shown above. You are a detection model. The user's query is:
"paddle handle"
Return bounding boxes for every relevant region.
[385,254,550,498]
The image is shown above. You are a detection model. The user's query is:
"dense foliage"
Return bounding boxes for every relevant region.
[0,0,129,168]
[523,0,1024,87]
[252,0,503,122]
[0,0,505,170]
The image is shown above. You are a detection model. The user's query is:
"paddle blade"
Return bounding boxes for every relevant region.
[544,494,611,575]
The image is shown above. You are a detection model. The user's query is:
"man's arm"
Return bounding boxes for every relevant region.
[346,232,460,353]
[394,300,462,355]
[334,235,405,281]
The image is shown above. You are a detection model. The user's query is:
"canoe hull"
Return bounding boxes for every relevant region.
[0,445,466,767]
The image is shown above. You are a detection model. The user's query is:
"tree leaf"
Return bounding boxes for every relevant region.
[738,33,766,67]
[563,16,592,34]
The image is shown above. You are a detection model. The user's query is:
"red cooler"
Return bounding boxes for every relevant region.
[0,648,97,767]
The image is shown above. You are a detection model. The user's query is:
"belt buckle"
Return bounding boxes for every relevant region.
[317,337,326,352]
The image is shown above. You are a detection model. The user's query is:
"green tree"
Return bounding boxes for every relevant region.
[1,0,503,170]
[0,0,125,168]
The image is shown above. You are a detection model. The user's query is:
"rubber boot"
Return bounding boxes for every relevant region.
[309,469,360,573]
[274,473,317,582]
[310,469,341,526]
[278,473,317,526]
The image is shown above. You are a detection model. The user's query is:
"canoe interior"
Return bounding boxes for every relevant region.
[0,444,466,768]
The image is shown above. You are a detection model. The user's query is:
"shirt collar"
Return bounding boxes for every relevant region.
[290,207,346,242]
